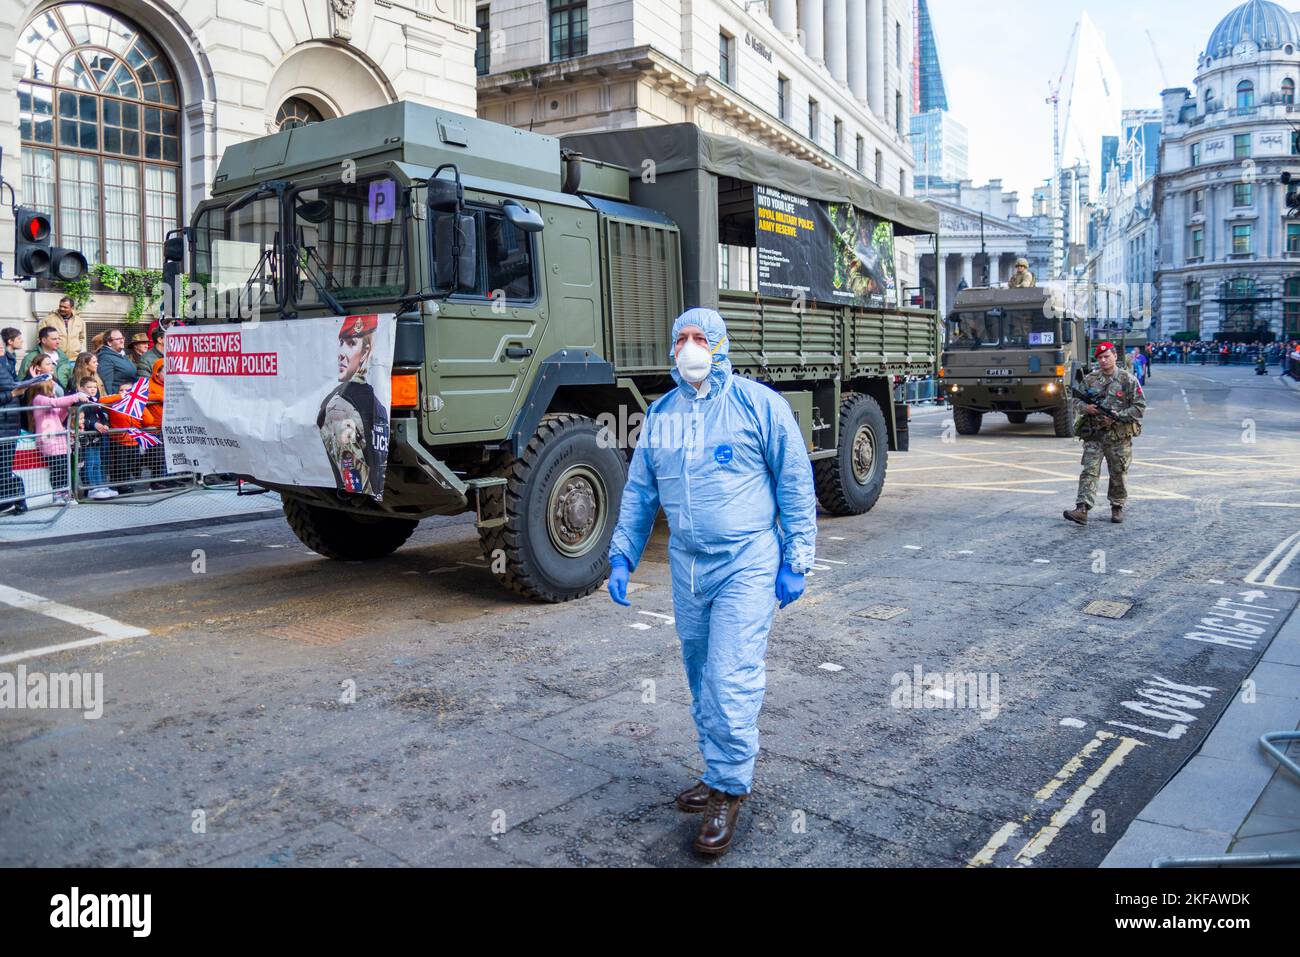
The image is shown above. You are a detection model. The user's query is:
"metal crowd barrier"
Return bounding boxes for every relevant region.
[0,400,198,516]
[894,377,941,405]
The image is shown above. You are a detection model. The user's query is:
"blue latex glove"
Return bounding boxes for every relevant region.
[608,554,631,606]
[775,562,805,609]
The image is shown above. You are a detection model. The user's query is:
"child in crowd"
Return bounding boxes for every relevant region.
[76,376,117,500]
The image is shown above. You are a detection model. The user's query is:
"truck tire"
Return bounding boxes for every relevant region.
[478,413,625,603]
[1006,411,1028,424]
[1052,404,1074,438]
[814,392,888,516]
[282,496,418,560]
[952,406,982,435]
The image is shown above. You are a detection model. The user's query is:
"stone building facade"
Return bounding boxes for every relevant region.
[474,0,920,298]
[0,0,478,339]
[1155,0,1300,341]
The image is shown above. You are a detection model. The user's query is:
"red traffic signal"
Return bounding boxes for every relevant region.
[14,206,53,277]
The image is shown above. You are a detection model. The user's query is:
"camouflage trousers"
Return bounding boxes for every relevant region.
[1076,439,1133,508]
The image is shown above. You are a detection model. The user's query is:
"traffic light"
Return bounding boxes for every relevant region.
[13,206,51,277]
[50,247,87,281]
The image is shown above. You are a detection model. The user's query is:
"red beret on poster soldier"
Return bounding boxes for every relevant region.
[339,314,378,339]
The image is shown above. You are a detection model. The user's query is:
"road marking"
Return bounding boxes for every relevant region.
[1060,718,1087,728]
[829,536,845,541]
[892,482,1058,495]
[1033,731,1114,804]
[0,584,150,665]
[1033,559,1051,564]
[1119,569,1134,575]
[820,559,848,565]
[810,563,832,571]
[627,622,652,631]
[967,822,1022,869]
[1245,530,1300,590]
[1208,579,1226,585]
[637,610,674,623]
[818,662,844,672]
[903,545,922,550]
[1012,736,1144,866]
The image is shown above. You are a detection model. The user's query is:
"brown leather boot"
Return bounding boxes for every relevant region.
[1063,504,1089,525]
[1111,505,1124,524]
[693,788,747,857]
[674,780,711,813]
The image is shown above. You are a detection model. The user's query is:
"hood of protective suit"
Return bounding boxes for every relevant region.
[669,307,732,396]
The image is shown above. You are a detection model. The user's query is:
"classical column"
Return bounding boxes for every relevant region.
[800,0,825,64]
[847,0,867,102]
[825,0,848,84]
[773,0,798,35]
[866,0,884,117]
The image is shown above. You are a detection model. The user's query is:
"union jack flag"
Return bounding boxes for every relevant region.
[126,428,160,450]
[111,377,151,419]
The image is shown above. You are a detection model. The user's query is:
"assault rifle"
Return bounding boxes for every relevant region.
[1069,383,1137,425]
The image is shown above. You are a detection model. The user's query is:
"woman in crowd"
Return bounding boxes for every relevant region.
[29,360,89,505]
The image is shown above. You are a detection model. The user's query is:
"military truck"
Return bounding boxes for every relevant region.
[941,286,1087,437]
[167,102,941,602]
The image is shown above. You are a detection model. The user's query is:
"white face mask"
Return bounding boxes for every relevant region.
[675,340,713,382]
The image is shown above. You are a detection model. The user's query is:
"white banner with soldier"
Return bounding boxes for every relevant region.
[162,313,396,500]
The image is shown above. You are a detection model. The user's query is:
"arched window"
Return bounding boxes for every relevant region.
[1204,88,1214,110]
[16,4,181,269]
[1283,78,1295,105]
[276,97,323,131]
[1237,79,1255,111]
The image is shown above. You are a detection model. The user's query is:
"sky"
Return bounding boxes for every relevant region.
[926,0,1225,213]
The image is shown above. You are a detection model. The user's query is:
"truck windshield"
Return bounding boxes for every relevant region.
[1002,309,1059,348]
[947,311,999,349]
[191,194,283,319]
[291,176,406,307]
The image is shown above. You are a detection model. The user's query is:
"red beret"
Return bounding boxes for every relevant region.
[339,314,378,339]
[1094,341,1117,358]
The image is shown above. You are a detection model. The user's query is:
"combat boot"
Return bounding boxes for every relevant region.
[1063,504,1089,525]
[693,788,747,857]
[1111,505,1124,524]
[674,780,711,813]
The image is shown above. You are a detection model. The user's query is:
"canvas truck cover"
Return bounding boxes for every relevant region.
[564,124,937,309]
[562,124,939,236]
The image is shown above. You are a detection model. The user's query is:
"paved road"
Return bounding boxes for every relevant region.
[1,364,1298,867]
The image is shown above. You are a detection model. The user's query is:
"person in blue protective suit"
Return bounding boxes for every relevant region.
[606,306,817,857]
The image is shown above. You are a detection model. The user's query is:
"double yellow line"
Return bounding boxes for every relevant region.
[968,730,1144,867]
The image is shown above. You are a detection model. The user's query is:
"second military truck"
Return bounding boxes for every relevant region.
[171,102,942,602]
[941,286,1088,437]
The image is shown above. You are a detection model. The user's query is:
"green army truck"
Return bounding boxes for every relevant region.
[941,286,1088,437]
[169,102,941,602]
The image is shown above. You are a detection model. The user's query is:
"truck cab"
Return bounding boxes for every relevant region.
[940,286,1088,437]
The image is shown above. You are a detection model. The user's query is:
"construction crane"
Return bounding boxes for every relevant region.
[1145,29,1170,88]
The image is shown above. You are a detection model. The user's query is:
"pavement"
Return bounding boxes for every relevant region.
[1101,601,1300,867]
[1,364,1298,867]
[0,485,284,545]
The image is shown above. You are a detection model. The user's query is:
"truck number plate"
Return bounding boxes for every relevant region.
[985,368,1012,377]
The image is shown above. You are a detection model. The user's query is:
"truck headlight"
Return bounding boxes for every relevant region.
[1044,382,1058,394]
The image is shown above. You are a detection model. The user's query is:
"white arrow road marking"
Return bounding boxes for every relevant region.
[1245,531,1300,591]
[0,584,150,665]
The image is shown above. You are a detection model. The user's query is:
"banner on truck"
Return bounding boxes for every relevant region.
[162,313,396,500]
[754,185,896,307]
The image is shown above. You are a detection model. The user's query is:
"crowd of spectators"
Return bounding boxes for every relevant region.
[1146,339,1300,370]
[1,310,176,516]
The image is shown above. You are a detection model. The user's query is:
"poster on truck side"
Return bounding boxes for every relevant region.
[162,313,396,501]
[754,185,896,308]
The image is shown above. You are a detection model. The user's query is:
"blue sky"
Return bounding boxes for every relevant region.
[926,0,1226,211]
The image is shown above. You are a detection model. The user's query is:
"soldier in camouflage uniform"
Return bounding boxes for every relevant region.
[1063,341,1146,525]
[1008,257,1036,288]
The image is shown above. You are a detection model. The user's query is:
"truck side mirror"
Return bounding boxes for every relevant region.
[434,212,477,293]
[502,199,544,233]
[1062,319,1074,343]
[428,176,462,215]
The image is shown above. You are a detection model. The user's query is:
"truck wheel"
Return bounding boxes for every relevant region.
[1052,405,1074,438]
[478,413,625,603]
[1006,411,1028,424]
[952,406,982,435]
[814,392,888,516]
[282,496,417,560]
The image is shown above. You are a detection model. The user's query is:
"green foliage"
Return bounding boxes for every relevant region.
[53,264,166,326]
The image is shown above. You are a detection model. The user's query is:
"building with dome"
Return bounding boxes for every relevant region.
[1155,0,1300,341]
